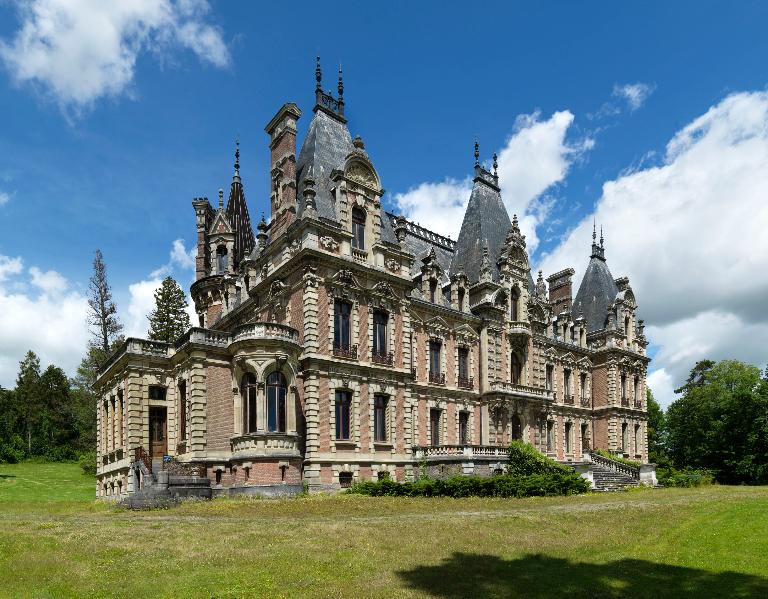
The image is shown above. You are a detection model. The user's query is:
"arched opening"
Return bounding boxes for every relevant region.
[216,245,227,274]
[510,353,522,385]
[266,371,287,433]
[624,315,630,337]
[457,287,465,312]
[352,207,366,250]
[510,287,520,321]
[511,414,522,440]
[241,373,257,434]
[429,279,437,303]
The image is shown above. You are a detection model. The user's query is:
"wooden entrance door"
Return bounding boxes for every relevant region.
[149,407,167,458]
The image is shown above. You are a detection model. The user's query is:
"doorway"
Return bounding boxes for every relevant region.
[149,407,167,458]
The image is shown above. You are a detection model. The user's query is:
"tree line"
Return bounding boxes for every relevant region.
[646,359,768,485]
[0,250,190,464]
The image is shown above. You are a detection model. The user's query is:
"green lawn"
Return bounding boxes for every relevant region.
[0,463,767,598]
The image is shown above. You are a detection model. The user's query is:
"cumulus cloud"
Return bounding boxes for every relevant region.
[392,110,593,252]
[613,82,655,112]
[539,91,768,406]
[0,0,229,114]
[0,191,10,206]
[0,256,89,388]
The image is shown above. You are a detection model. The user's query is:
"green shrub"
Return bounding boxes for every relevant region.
[593,448,642,468]
[78,451,97,476]
[0,435,27,464]
[657,466,714,488]
[349,472,590,498]
[506,440,572,476]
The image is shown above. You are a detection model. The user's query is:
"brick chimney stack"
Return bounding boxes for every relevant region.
[546,268,575,317]
[265,103,302,240]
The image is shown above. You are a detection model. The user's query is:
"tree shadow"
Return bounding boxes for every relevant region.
[0,474,16,479]
[397,552,768,598]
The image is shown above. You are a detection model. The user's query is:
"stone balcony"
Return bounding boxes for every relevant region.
[230,432,301,459]
[508,320,532,337]
[489,381,554,402]
[175,323,301,349]
[412,445,509,460]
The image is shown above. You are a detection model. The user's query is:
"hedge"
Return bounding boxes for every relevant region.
[349,472,590,498]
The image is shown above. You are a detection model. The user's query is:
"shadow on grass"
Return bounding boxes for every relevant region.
[397,552,768,598]
[0,474,16,479]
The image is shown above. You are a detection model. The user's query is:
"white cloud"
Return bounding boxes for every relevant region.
[0,257,89,388]
[613,82,655,112]
[539,91,768,406]
[0,0,229,114]
[0,191,10,206]
[170,238,196,270]
[392,110,592,252]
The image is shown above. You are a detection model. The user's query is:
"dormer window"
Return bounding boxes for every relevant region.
[216,246,227,274]
[429,279,437,303]
[457,288,465,312]
[352,207,366,250]
[510,288,519,321]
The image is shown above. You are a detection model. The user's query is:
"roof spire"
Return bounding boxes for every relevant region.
[492,152,498,177]
[218,188,224,209]
[232,139,241,184]
[338,63,343,99]
[315,55,322,91]
[600,225,604,248]
[474,140,479,166]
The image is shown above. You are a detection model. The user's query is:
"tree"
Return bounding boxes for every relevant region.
[646,388,667,465]
[147,276,191,343]
[88,249,123,353]
[38,365,77,459]
[15,351,41,453]
[666,359,768,484]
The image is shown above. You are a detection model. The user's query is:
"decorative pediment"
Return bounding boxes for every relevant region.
[544,347,559,362]
[576,356,593,370]
[329,268,363,290]
[454,324,479,345]
[370,281,397,299]
[345,158,380,192]
[560,351,576,366]
[269,279,287,299]
[209,209,233,236]
[528,301,548,323]
[425,316,450,337]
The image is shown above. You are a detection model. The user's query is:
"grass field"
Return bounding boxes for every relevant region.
[1,463,767,598]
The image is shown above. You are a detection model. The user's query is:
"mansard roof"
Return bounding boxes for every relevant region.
[573,235,619,332]
[225,144,255,267]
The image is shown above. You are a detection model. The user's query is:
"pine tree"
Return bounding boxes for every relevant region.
[147,276,191,343]
[15,351,41,453]
[88,249,123,353]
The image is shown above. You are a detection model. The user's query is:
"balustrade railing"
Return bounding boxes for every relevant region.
[371,351,393,366]
[333,343,358,359]
[633,400,643,409]
[621,397,630,407]
[589,451,640,480]
[134,446,152,474]
[413,445,509,459]
[580,396,590,407]
[564,394,574,405]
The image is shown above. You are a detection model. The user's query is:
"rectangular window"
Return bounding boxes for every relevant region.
[633,376,639,402]
[334,300,351,349]
[581,423,589,451]
[149,386,166,401]
[565,422,572,454]
[374,395,388,443]
[622,423,628,450]
[267,384,286,433]
[621,374,627,401]
[429,341,441,375]
[352,208,365,249]
[458,347,469,380]
[563,369,571,399]
[546,421,554,452]
[430,409,441,446]
[634,424,641,454]
[335,390,351,440]
[580,373,587,401]
[178,381,187,441]
[459,411,469,445]
[546,365,554,390]
[373,311,388,356]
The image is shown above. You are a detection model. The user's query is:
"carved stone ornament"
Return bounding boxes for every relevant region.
[385,258,399,272]
[319,236,339,252]
[346,162,377,189]
[269,280,287,298]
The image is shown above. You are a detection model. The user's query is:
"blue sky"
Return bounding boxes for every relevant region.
[1,1,768,404]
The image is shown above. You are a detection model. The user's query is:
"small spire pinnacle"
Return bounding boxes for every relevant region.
[234,140,240,174]
[592,219,596,243]
[218,188,224,209]
[338,63,344,98]
[315,55,322,91]
[600,225,604,248]
[474,141,479,166]
[492,153,498,177]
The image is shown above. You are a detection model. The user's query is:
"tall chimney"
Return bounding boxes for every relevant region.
[265,103,302,240]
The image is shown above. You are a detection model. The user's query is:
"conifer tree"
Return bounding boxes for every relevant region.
[88,249,123,353]
[15,351,41,453]
[147,276,191,343]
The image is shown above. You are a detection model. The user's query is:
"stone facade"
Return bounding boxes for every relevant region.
[94,62,650,498]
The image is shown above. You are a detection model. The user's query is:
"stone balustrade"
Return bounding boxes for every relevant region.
[412,445,509,460]
[489,381,554,401]
[231,322,300,345]
[230,432,301,458]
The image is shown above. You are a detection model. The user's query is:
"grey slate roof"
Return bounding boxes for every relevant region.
[296,109,352,222]
[449,175,511,284]
[573,243,619,332]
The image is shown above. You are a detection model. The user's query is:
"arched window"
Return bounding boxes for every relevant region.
[511,414,522,440]
[352,207,366,250]
[511,353,522,385]
[266,372,287,433]
[624,315,630,337]
[216,245,227,274]
[372,310,388,357]
[241,373,257,434]
[510,288,520,321]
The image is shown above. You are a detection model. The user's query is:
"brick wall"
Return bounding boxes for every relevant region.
[205,365,233,451]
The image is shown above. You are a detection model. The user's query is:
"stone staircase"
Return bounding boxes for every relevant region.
[591,462,640,491]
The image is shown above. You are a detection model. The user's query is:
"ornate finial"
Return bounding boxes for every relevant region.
[492,152,498,176]
[352,135,364,150]
[258,212,267,230]
[338,63,344,98]
[234,140,240,174]
[315,55,322,91]
[600,225,604,248]
[218,188,224,209]
[512,214,519,229]
[474,141,480,166]
[592,219,596,243]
